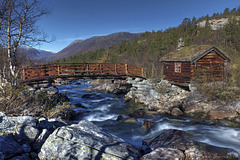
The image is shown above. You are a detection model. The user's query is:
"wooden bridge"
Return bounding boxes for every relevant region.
[20,63,144,82]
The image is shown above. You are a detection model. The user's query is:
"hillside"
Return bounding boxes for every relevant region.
[45,32,140,62]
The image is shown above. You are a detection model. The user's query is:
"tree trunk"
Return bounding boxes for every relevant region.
[6,1,17,84]
[7,21,15,83]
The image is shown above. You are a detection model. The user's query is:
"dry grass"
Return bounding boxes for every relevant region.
[162,45,212,60]
[196,82,240,104]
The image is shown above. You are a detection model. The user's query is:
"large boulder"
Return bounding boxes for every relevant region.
[0,136,23,159]
[0,112,38,143]
[0,112,43,159]
[183,102,205,118]
[39,120,139,160]
[140,147,184,160]
[207,106,239,120]
[9,153,31,160]
[142,129,239,160]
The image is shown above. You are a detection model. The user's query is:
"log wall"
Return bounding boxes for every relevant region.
[162,51,227,83]
[163,62,192,83]
[193,51,226,81]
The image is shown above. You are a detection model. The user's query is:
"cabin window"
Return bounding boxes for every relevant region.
[175,62,181,73]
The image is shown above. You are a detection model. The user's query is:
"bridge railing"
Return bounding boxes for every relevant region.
[20,63,144,81]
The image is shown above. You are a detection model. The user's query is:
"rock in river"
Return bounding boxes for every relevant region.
[141,129,239,160]
[128,109,146,118]
[44,86,59,95]
[39,120,139,160]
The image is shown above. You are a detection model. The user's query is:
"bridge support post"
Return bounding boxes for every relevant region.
[115,64,117,75]
[22,69,25,80]
[87,64,89,75]
[44,65,47,77]
[100,64,102,75]
[57,65,60,76]
[125,64,128,75]
[73,65,76,75]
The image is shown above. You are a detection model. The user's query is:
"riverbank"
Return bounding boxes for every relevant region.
[0,78,239,159]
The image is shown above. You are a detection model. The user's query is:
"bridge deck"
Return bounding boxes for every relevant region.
[20,63,144,82]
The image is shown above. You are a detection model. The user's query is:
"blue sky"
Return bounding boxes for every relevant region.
[37,0,239,53]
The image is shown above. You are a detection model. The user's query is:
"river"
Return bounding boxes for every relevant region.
[56,81,240,154]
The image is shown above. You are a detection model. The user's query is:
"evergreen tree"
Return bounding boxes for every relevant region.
[223,8,230,15]
[204,14,212,35]
[224,17,240,49]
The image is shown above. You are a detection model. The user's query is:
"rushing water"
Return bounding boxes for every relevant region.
[57,81,240,154]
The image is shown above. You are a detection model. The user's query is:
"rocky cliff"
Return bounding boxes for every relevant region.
[197,16,240,30]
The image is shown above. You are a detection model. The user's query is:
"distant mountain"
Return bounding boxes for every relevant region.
[19,47,55,60]
[37,49,55,59]
[45,32,140,62]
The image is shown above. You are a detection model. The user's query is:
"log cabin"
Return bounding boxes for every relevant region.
[160,45,231,84]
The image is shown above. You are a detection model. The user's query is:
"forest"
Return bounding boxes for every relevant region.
[51,7,240,86]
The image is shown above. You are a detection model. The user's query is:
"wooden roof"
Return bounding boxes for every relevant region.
[160,45,231,64]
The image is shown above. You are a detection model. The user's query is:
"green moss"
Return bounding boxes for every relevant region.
[122,117,137,123]
[220,120,239,127]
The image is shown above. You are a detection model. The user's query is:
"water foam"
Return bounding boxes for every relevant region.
[94,104,111,112]
[84,113,118,122]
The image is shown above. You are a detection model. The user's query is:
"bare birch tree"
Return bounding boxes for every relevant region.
[0,0,51,84]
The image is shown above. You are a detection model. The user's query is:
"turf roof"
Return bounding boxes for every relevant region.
[161,45,212,61]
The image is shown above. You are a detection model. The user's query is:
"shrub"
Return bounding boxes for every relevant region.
[155,82,169,94]
[0,83,30,115]
[195,82,240,104]
[35,90,70,118]
[48,102,75,120]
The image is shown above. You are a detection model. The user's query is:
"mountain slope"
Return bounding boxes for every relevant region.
[46,32,140,61]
